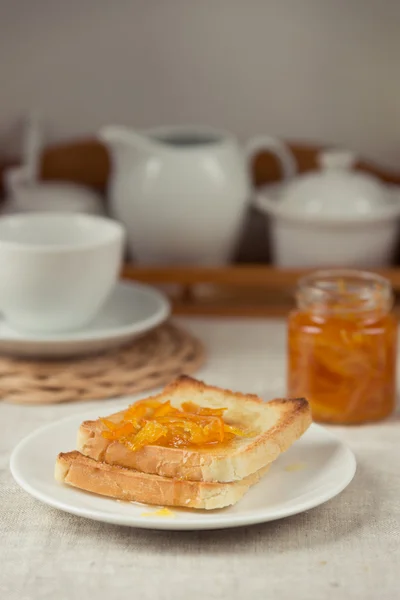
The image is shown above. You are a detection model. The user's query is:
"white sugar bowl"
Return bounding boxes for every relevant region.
[254,150,400,268]
[3,166,105,216]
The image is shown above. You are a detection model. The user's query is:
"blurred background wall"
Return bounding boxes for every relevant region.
[0,0,399,169]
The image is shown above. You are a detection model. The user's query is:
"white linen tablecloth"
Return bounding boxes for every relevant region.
[1,318,399,600]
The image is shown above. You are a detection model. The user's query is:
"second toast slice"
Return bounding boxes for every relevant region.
[55,451,270,510]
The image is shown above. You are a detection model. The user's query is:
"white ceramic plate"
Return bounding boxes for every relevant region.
[0,281,170,358]
[10,403,356,531]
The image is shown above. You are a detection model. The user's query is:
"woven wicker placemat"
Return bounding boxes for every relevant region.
[0,322,205,405]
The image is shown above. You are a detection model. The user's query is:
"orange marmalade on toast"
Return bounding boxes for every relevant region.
[100,399,250,451]
[288,270,397,424]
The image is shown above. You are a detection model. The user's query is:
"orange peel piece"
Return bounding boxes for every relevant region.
[100,399,252,451]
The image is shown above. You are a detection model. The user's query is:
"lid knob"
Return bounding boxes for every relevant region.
[319,149,356,171]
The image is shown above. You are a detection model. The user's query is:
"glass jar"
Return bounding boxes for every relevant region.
[287,270,397,424]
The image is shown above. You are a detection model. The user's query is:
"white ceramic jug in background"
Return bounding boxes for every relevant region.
[99,125,296,265]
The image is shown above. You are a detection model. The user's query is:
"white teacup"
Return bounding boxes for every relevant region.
[0,212,125,333]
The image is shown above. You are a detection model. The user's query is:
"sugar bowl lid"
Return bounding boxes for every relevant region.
[275,150,392,219]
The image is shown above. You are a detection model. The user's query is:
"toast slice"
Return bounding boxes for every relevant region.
[78,376,311,482]
[55,451,270,510]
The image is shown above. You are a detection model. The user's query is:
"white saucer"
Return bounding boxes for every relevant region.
[10,400,356,531]
[0,281,170,358]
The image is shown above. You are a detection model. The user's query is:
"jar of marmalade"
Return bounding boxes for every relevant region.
[287,270,397,424]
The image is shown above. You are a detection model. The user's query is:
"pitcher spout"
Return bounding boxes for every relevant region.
[98,126,150,154]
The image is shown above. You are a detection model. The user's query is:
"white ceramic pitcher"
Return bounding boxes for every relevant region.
[99,125,296,265]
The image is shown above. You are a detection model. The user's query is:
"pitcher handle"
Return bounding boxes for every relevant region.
[245,136,297,182]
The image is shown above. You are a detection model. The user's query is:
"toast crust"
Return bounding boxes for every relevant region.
[78,376,311,482]
[55,451,270,510]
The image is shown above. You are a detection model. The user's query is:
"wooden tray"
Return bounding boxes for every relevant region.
[122,265,400,318]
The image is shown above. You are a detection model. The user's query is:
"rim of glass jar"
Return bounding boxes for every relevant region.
[296,269,394,316]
